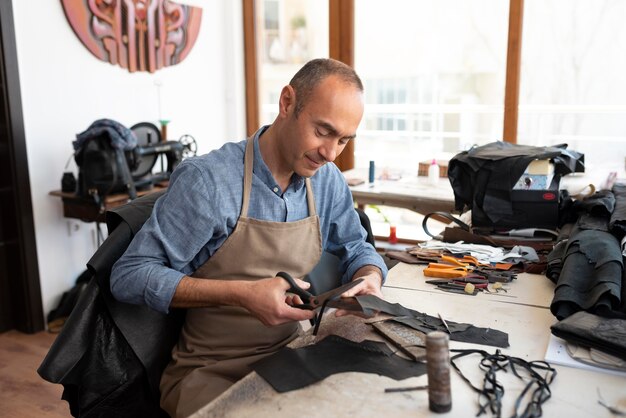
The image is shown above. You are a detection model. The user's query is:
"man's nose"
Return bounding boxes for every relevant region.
[319,142,338,163]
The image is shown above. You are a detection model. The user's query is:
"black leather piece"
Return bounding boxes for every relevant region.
[252,335,427,392]
[351,295,509,348]
[610,183,626,240]
[550,228,623,320]
[551,311,626,361]
[572,190,615,219]
[546,225,572,284]
[42,282,166,417]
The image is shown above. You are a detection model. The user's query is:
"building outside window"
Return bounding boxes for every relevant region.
[251,0,626,241]
[256,0,329,125]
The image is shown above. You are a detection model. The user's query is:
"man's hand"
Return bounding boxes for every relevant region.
[171,275,315,326]
[239,276,316,326]
[334,265,384,317]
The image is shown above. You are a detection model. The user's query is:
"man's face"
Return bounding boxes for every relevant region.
[280,75,364,178]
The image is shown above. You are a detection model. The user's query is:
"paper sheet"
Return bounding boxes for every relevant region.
[544,334,626,378]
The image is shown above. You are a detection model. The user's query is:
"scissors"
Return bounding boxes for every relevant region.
[276,272,364,335]
[276,272,364,310]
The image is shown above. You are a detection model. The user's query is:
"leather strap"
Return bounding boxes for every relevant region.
[422,211,471,238]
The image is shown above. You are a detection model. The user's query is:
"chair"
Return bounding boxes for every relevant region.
[38,190,182,417]
[306,207,376,294]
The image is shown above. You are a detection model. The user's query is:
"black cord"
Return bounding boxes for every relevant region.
[450,348,557,418]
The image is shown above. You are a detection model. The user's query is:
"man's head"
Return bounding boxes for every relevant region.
[272,58,365,179]
[289,58,364,118]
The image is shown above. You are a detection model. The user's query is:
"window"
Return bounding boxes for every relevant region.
[255,0,329,126]
[243,0,626,241]
[352,0,510,240]
[354,0,510,171]
[518,0,626,175]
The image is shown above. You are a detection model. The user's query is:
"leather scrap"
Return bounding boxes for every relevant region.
[353,295,509,348]
[551,311,626,362]
[251,335,427,393]
[385,250,426,265]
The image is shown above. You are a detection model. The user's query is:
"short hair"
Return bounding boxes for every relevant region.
[289,58,363,117]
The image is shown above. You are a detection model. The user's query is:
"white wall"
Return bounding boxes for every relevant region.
[11,0,246,318]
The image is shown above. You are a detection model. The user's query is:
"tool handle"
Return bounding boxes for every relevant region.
[276,271,314,301]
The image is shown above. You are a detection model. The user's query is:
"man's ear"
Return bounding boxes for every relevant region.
[278,85,296,117]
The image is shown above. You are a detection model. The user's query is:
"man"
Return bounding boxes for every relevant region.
[110,58,387,418]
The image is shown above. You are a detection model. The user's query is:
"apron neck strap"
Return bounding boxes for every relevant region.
[241,136,317,218]
[242,137,254,217]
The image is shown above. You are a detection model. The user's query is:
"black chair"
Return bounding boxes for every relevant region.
[306,207,376,294]
[38,190,182,417]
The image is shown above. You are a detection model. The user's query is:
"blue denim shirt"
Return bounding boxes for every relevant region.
[110,126,387,313]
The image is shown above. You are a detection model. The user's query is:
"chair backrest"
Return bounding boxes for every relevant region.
[38,190,178,417]
[306,208,376,294]
[356,207,376,247]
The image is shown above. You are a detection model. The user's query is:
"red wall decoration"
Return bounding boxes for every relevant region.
[61,0,202,73]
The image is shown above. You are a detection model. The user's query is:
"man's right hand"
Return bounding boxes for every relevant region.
[239,276,316,326]
[170,275,315,326]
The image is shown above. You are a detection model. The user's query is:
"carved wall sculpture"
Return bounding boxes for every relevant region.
[61,0,202,73]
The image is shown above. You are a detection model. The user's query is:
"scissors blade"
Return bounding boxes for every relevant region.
[309,278,364,309]
[325,297,364,311]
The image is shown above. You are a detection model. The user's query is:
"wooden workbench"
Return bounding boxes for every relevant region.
[191,262,626,418]
[343,169,455,215]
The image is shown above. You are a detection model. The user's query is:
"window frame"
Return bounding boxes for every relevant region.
[242,0,524,170]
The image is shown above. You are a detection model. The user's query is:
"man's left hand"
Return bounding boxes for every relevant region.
[334,266,383,317]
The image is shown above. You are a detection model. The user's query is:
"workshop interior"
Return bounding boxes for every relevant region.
[1,1,626,417]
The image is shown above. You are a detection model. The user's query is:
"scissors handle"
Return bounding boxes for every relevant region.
[276,271,314,302]
[277,272,365,310]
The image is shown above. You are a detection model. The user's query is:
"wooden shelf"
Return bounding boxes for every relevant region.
[49,182,168,223]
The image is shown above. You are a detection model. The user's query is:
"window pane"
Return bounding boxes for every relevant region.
[354,0,509,172]
[519,0,626,176]
[256,0,329,126]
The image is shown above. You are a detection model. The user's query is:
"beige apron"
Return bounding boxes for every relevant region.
[160,138,323,418]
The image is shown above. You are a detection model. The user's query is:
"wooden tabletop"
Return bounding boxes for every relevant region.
[343,168,455,215]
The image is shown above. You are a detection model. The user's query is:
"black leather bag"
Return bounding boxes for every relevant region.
[74,133,135,201]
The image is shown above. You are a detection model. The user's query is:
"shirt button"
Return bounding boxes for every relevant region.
[273,187,279,193]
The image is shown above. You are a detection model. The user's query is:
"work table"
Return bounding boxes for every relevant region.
[190,262,626,418]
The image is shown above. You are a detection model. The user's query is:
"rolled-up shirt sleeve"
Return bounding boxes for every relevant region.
[110,161,222,313]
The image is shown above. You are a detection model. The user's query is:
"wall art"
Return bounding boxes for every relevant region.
[61,0,202,73]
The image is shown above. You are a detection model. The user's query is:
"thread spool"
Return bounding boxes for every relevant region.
[426,331,452,413]
[369,160,375,183]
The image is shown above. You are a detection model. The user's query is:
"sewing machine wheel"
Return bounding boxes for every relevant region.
[179,134,198,158]
[130,122,160,178]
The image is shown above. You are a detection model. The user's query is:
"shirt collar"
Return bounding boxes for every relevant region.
[253,125,305,195]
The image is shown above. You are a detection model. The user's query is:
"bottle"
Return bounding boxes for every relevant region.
[428,159,439,186]
[388,225,398,244]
